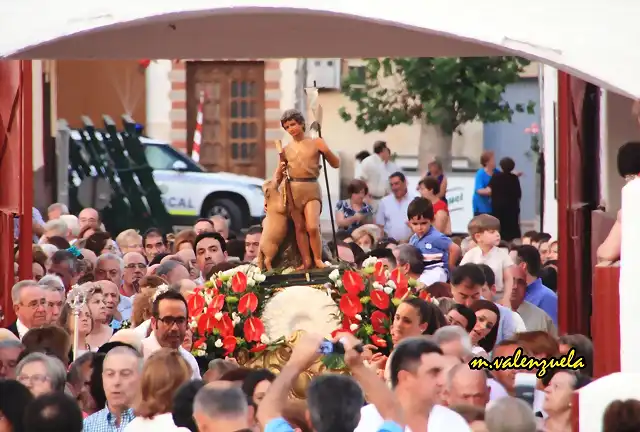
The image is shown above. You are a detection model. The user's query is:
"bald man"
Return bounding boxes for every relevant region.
[436,355,462,405]
[209,215,230,240]
[78,208,100,231]
[445,364,490,409]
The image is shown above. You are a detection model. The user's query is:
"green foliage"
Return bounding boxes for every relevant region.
[340,58,537,136]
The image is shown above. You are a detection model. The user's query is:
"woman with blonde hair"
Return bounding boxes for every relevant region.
[124,349,192,431]
[84,283,114,349]
[58,302,94,357]
[172,229,196,253]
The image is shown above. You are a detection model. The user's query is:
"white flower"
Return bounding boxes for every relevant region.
[329,269,340,281]
[253,273,266,283]
[386,280,397,290]
[349,323,359,331]
[233,316,242,325]
[431,298,440,306]
[362,256,378,269]
[232,312,239,320]
[214,339,223,348]
[372,282,384,291]
[385,270,391,278]
[383,286,393,295]
[189,320,198,330]
[152,284,170,303]
[260,334,270,344]
[194,349,206,357]
[335,280,343,288]
[355,314,363,321]
[247,278,256,287]
[214,312,223,320]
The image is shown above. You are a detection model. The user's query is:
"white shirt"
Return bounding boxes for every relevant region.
[512,310,528,333]
[124,413,188,432]
[375,191,418,242]
[517,301,557,336]
[16,319,30,340]
[134,319,152,338]
[118,295,133,322]
[460,246,514,295]
[360,154,402,198]
[355,404,471,432]
[142,331,201,380]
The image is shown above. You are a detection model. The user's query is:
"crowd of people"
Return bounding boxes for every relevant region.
[1,140,639,432]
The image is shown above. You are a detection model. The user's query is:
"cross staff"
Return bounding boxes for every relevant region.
[305,81,339,259]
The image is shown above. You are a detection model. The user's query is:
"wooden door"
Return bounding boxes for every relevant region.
[557,72,599,336]
[186,62,265,178]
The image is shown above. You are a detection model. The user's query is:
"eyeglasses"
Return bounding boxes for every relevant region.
[125,263,147,270]
[157,316,187,327]
[21,298,46,309]
[17,374,49,385]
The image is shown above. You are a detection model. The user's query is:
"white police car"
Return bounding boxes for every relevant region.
[143,138,265,230]
[70,131,265,231]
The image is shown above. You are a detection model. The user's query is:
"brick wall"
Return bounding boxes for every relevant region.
[168,60,282,154]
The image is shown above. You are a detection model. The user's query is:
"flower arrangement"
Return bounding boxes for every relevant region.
[187,265,277,359]
[325,256,421,355]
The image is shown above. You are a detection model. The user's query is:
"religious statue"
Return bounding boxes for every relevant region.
[259,90,340,271]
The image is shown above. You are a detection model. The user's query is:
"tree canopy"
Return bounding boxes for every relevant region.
[339,57,536,136]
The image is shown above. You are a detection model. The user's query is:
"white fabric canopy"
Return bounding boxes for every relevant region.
[2,0,639,98]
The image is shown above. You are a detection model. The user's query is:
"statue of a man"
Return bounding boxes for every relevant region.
[275,109,340,269]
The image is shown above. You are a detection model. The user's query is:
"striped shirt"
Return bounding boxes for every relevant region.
[83,405,135,432]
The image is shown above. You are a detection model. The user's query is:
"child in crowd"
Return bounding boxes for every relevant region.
[407,198,460,284]
[460,214,514,307]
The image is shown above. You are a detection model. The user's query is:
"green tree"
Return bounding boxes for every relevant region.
[340,57,536,172]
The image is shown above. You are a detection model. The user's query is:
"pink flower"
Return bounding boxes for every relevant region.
[531,123,540,134]
[524,128,532,134]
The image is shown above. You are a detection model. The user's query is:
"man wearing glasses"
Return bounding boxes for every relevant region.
[8,280,47,339]
[141,289,200,379]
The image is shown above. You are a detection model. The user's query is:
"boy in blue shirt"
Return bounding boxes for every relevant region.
[407,197,461,281]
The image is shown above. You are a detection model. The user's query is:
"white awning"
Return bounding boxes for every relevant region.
[2,0,639,98]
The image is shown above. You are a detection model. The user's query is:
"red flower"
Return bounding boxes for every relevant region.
[390,268,409,299]
[343,271,365,295]
[243,317,265,342]
[370,310,389,334]
[192,337,207,349]
[213,313,235,337]
[138,59,151,69]
[215,279,223,288]
[197,313,216,335]
[187,293,205,316]
[370,335,387,348]
[238,292,259,315]
[418,290,431,301]
[370,290,390,310]
[374,261,387,283]
[250,344,267,353]
[339,293,363,317]
[231,272,248,293]
[341,315,358,332]
[222,335,237,355]
[209,294,225,313]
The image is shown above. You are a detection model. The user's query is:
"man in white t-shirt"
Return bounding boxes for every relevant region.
[355,337,471,432]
